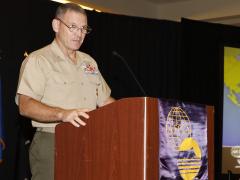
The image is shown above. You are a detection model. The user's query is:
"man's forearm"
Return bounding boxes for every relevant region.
[18,94,89,127]
[19,94,63,123]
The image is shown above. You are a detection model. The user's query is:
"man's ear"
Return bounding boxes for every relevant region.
[52,19,60,33]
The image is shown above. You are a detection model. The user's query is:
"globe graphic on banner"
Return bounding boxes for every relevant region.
[165,107,202,180]
[166,107,192,149]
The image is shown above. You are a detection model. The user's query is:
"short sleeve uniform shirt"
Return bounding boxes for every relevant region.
[16,40,111,128]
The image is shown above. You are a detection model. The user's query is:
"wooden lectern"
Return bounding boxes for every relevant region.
[55,97,214,180]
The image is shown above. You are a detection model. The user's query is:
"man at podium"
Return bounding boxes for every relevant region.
[15,3,114,180]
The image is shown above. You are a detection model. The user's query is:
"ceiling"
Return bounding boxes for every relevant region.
[69,0,240,26]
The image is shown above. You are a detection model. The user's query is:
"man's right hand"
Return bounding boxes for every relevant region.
[59,109,89,127]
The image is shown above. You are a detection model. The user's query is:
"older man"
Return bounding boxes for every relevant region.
[16,3,114,180]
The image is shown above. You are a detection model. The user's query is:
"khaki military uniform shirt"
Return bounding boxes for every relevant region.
[16,40,111,131]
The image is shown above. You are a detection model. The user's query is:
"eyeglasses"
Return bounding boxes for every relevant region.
[56,18,92,34]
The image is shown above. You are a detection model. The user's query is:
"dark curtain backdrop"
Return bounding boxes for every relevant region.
[1,0,240,180]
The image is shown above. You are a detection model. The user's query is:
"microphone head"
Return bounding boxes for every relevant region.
[112,50,122,60]
[112,50,118,56]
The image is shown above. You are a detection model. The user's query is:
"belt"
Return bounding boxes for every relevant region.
[36,127,55,133]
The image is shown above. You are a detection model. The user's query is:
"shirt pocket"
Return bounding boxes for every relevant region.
[49,71,76,85]
[86,74,101,87]
[43,71,77,104]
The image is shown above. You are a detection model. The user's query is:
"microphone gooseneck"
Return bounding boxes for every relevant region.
[112,50,147,97]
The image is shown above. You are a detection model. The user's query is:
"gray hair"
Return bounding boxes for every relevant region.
[55,3,86,18]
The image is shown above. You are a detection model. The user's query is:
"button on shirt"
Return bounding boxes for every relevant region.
[16,40,111,128]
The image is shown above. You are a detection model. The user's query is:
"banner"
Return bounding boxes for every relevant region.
[159,99,208,180]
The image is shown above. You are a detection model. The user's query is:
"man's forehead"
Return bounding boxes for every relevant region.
[64,10,86,17]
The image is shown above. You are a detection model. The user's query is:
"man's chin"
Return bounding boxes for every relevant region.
[70,45,81,50]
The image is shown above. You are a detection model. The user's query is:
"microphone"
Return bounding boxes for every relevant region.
[112,50,147,97]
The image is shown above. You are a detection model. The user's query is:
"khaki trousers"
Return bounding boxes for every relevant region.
[29,131,55,180]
